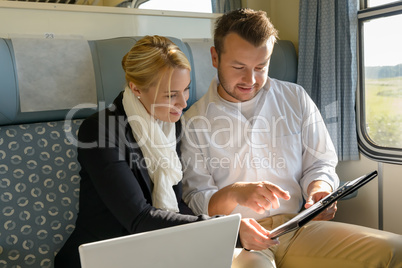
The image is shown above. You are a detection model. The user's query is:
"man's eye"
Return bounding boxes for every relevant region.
[233,66,243,70]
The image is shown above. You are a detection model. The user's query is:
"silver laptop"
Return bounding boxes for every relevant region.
[79,214,241,268]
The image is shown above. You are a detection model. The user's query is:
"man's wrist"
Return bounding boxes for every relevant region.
[307,180,333,195]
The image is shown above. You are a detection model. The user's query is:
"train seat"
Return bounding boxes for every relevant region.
[0,36,297,267]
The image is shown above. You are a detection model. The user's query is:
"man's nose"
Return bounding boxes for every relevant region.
[243,68,256,85]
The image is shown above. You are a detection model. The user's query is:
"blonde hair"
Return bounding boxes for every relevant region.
[122,35,191,93]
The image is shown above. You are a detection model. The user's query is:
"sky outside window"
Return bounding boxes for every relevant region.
[139,0,212,13]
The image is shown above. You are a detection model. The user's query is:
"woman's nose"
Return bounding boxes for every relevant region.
[177,92,187,109]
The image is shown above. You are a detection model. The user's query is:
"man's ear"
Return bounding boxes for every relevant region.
[129,81,141,97]
[210,46,219,68]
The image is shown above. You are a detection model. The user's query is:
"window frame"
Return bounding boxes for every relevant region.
[357,1,402,164]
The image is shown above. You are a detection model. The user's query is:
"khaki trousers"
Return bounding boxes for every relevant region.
[232,214,402,268]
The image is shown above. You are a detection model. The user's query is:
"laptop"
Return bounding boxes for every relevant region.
[79,214,241,268]
[268,170,378,239]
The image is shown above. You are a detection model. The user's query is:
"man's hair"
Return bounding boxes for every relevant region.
[214,8,278,56]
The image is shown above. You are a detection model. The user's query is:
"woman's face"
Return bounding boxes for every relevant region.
[130,68,191,123]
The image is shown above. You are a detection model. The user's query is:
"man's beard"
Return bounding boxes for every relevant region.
[217,68,260,102]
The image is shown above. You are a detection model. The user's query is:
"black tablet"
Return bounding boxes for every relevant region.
[268,170,378,239]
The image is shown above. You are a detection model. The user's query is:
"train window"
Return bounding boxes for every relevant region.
[138,0,212,13]
[357,1,402,163]
[367,0,402,7]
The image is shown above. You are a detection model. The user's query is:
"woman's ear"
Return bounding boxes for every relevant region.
[129,82,141,97]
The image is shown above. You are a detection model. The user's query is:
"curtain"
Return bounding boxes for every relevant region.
[297,0,359,161]
[211,0,241,13]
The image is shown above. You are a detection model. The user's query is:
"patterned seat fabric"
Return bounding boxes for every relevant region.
[0,119,83,268]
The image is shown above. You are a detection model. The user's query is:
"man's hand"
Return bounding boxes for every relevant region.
[208,181,291,216]
[239,218,280,251]
[305,180,337,221]
[232,182,291,214]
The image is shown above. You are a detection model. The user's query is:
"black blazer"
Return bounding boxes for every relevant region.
[55,92,208,268]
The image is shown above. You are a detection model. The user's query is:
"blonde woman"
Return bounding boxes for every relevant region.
[55,36,209,268]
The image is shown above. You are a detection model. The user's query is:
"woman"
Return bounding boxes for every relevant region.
[54,36,209,268]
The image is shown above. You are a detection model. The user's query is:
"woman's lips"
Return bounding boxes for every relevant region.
[170,110,182,116]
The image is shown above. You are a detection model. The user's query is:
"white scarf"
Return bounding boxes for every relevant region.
[122,86,181,212]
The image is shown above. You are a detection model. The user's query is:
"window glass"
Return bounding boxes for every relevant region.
[362,13,402,149]
[367,0,402,8]
[139,0,212,13]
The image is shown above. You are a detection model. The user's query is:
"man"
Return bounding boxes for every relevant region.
[181,8,402,268]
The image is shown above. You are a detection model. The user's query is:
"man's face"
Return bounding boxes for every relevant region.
[211,33,273,103]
